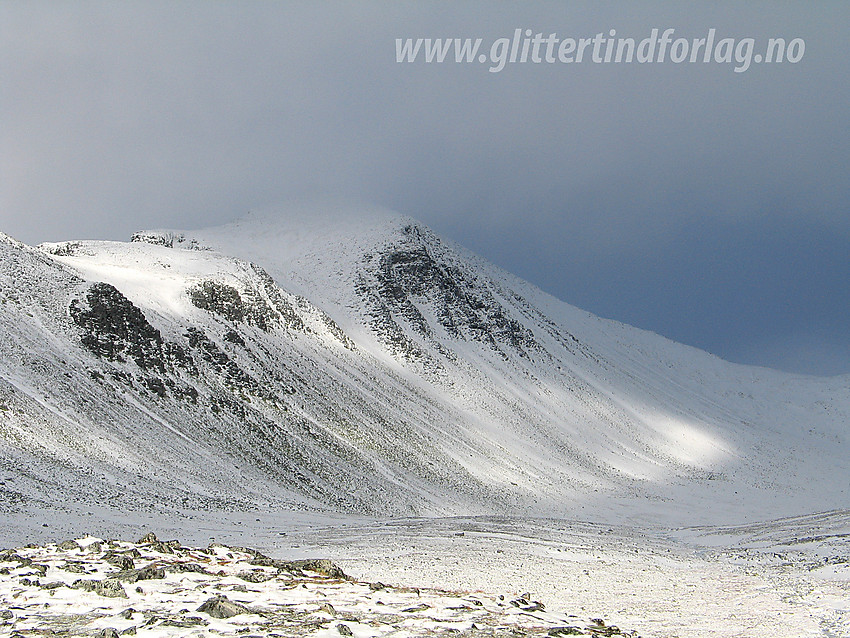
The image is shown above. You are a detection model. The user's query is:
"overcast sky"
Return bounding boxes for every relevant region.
[2,2,849,375]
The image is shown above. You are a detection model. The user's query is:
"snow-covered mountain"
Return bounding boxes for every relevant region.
[1,202,847,525]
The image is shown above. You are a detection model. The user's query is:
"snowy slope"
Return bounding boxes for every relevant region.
[0,202,847,527]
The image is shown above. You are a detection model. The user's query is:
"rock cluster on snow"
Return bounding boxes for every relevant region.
[0,532,641,637]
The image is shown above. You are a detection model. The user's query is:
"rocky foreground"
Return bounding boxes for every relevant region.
[0,533,640,637]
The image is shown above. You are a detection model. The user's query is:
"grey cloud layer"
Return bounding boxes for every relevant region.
[2,2,848,374]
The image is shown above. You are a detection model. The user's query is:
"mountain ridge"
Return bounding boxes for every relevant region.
[0,204,847,526]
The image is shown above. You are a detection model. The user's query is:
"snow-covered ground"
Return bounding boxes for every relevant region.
[294,515,850,638]
[4,531,647,637]
[2,508,847,638]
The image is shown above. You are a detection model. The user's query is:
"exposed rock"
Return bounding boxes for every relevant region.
[224,329,245,346]
[130,231,185,247]
[103,552,135,570]
[190,281,249,324]
[136,534,181,554]
[69,283,192,373]
[114,563,165,583]
[38,240,82,257]
[1,553,29,566]
[29,563,48,577]
[147,540,179,554]
[361,225,538,362]
[196,595,250,619]
[237,570,275,583]
[184,327,268,398]
[228,545,269,559]
[402,603,431,613]
[74,578,128,598]
[62,562,88,573]
[248,557,350,580]
[291,558,350,580]
[512,596,546,612]
[165,561,208,574]
[189,276,290,333]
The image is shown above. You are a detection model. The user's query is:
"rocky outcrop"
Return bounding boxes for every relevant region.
[359,224,538,362]
[69,282,191,373]
[0,535,639,637]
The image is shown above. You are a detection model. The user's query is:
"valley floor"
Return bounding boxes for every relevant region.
[1,508,848,638]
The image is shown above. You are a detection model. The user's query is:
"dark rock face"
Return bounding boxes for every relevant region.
[223,329,245,346]
[189,268,306,333]
[39,241,82,257]
[68,282,204,404]
[69,283,190,373]
[190,281,256,325]
[68,281,281,405]
[360,224,538,361]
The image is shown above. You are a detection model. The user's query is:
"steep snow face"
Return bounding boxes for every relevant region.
[0,203,847,525]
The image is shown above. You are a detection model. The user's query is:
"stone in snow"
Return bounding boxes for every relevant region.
[196,595,250,619]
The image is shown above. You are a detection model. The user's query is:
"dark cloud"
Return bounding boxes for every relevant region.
[2,2,848,374]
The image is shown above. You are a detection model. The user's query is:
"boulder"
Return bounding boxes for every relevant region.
[114,564,165,583]
[74,578,128,599]
[196,595,250,619]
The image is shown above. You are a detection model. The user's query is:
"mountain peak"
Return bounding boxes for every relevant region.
[202,197,416,241]
[132,198,423,279]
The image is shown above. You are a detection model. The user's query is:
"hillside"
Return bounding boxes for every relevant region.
[0,203,847,527]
